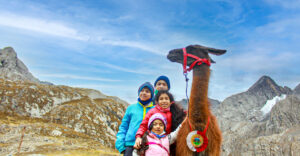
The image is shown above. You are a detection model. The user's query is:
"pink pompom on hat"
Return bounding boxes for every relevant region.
[148,113,167,129]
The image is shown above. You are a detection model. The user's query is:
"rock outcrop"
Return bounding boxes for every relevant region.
[216,76,299,156]
[0,47,40,83]
[177,98,220,114]
[220,95,300,155]
[293,83,300,95]
[0,78,128,148]
[215,75,292,131]
[0,47,129,155]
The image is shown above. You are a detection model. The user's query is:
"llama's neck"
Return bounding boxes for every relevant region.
[188,65,210,129]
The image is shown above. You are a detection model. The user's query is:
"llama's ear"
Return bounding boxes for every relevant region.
[206,48,226,56]
[210,57,216,63]
[191,44,226,56]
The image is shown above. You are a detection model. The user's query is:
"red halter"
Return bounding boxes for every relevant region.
[182,47,211,153]
[183,48,211,74]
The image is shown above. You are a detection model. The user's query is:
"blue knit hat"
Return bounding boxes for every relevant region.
[138,82,154,98]
[154,75,170,90]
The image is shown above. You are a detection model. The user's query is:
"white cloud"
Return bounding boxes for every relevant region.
[39,74,121,82]
[255,17,300,39]
[75,57,157,75]
[98,39,164,55]
[264,0,300,9]
[0,12,167,55]
[0,12,88,41]
[220,51,293,72]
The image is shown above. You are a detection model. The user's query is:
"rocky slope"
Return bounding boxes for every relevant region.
[216,76,300,156]
[0,112,119,155]
[215,76,292,131]
[0,47,128,155]
[1,46,300,155]
[177,98,220,114]
[0,79,128,148]
[220,94,300,155]
[293,83,300,95]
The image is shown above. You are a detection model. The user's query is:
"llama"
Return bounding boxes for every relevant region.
[167,45,226,156]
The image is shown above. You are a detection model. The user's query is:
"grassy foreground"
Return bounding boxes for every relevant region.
[0,113,120,156]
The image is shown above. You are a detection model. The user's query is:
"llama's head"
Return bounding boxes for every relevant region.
[167,45,226,66]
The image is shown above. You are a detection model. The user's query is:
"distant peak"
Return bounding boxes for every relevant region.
[0,47,17,58]
[248,75,282,95]
[3,46,13,50]
[258,75,273,82]
[252,75,276,86]
[0,46,40,83]
[294,83,300,94]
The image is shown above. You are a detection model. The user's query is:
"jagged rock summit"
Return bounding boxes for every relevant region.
[0,47,129,155]
[215,75,300,155]
[0,47,40,83]
[294,83,300,94]
[216,75,292,131]
[248,75,292,98]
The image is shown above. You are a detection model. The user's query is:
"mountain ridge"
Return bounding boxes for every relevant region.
[1,46,299,155]
[0,47,128,155]
[215,76,300,155]
[0,47,40,83]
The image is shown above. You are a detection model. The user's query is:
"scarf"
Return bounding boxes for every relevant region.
[138,98,153,105]
[150,131,166,139]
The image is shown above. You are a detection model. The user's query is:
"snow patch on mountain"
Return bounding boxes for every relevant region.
[261,94,286,115]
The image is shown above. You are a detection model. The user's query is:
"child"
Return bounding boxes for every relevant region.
[115,82,155,156]
[133,113,183,156]
[154,76,186,131]
[154,75,171,93]
[135,90,186,155]
[135,90,174,141]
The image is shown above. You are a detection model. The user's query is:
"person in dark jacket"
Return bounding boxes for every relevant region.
[154,75,170,94]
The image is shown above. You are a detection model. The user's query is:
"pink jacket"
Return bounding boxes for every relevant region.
[145,132,170,156]
[136,105,172,138]
[132,124,182,156]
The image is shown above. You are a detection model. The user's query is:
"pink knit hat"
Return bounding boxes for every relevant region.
[148,113,167,129]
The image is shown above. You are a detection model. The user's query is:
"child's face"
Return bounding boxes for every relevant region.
[139,87,151,101]
[155,80,168,91]
[157,93,171,109]
[151,119,164,134]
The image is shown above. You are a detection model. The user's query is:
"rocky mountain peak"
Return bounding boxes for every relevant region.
[0,47,17,59]
[0,47,39,83]
[294,83,300,94]
[247,75,290,98]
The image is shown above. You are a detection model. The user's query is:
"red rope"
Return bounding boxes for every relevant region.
[182,47,211,153]
[182,47,211,74]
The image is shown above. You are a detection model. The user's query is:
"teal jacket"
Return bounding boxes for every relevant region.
[115,102,154,153]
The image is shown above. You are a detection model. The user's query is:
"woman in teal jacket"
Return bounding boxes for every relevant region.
[115,82,155,156]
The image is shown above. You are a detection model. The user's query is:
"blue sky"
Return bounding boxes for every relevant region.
[1,0,300,103]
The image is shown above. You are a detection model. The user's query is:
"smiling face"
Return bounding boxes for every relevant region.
[151,119,165,134]
[155,80,168,91]
[139,87,151,101]
[157,93,171,109]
